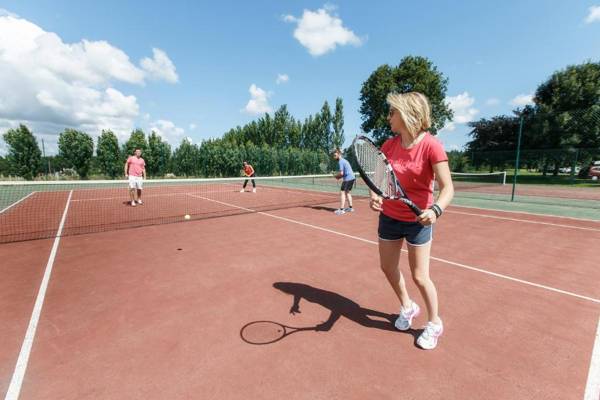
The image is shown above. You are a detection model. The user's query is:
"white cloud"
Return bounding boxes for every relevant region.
[510,93,534,107]
[485,98,500,106]
[243,84,272,115]
[149,119,185,144]
[585,5,600,23]
[140,48,178,83]
[0,8,18,18]
[0,14,178,153]
[189,123,197,130]
[443,92,479,131]
[283,6,363,56]
[276,73,289,84]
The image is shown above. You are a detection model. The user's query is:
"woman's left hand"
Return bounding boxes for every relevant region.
[417,209,437,226]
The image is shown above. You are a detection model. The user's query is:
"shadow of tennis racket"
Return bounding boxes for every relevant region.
[240,320,316,345]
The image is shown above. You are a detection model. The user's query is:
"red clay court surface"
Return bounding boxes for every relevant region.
[1,193,599,399]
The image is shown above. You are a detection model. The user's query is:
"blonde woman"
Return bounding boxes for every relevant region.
[370,92,454,350]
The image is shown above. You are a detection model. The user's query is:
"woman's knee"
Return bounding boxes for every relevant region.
[411,272,431,287]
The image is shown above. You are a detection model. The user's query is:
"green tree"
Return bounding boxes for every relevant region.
[272,105,291,147]
[123,129,148,157]
[58,129,94,179]
[0,155,9,176]
[359,56,453,144]
[146,132,172,176]
[318,100,332,151]
[332,97,345,149]
[172,138,199,176]
[534,61,600,149]
[96,130,121,178]
[2,124,42,180]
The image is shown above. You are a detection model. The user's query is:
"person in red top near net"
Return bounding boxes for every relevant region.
[370,92,454,350]
[124,148,146,206]
[240,161,256,193]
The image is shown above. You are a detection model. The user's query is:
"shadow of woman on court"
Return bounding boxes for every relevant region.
[273,282,419,339]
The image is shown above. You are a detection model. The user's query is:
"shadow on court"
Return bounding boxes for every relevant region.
[305,205,339,212]
[239,282,423,346]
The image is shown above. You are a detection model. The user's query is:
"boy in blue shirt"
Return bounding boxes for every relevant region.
[332,148,356,215]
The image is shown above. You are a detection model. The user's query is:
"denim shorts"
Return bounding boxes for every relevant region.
[378,213,433,246]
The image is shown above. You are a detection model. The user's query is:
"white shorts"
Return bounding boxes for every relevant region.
[128,176,143,189]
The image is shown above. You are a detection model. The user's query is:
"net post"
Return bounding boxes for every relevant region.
[511,114,524,201]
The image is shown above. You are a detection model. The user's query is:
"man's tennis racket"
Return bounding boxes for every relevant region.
[352,135,423,216]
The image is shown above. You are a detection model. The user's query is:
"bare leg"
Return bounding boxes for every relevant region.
[346,193,353,208]
[378,239,411,308]
[407,242,441,324]
[339,191,346,209]
[137,189,142,200]
[129,188,137,203]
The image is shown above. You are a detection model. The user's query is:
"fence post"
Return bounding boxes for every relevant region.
[570,148,579,182]
[511,114,524,202]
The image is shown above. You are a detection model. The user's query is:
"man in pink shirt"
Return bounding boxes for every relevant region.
[124,148,146,206]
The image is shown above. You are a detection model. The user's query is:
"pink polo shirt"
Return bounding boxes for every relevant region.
[127,156,145,177]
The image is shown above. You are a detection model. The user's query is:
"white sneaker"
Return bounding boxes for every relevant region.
[394,301,420,331]
[240,189,245,193]
[417,320,444,350]
[131,201,136,207]
[252,188,256,193]
[137,200,143,205]
[334,209,345,215]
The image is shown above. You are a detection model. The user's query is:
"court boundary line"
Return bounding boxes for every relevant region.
[186,193,600,305]
[450,203,600,223]
[0,192,36,214]
[4,190,73,400]
[585,316,600,400]
[446,209,600,232]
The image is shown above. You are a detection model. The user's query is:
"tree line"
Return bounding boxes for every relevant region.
[464,62,600,175]
[1,98,344,180]
[3,55,598,180]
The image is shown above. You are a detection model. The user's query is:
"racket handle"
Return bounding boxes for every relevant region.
[401,199,423,216]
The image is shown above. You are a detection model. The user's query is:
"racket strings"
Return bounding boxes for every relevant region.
[355,140,397,198]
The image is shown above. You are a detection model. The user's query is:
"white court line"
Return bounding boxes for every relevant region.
[585,317,600,400]
[446,209,600,233]
[186,194,600,305]
[0,192,36,214]
[4,190,73,400]
[450,203,600,224]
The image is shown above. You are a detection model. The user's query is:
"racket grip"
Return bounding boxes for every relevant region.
[402,199,423,216]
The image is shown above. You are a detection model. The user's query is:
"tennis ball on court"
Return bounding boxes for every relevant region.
[184,214,191,220]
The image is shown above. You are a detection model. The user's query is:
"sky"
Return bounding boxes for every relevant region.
[0,0,599,156]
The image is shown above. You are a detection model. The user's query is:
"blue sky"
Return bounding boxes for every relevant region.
[0,1,599,155]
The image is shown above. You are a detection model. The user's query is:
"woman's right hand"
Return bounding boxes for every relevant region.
[369,195,383,211]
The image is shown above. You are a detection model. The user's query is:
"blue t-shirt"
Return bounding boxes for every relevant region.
[338,158,355,181]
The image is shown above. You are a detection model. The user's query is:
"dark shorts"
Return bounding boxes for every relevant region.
[340,179,355,192]
[378,213,433,246]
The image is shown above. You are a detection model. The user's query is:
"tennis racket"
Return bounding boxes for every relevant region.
[240,321,314,345]
[352,135,423,216]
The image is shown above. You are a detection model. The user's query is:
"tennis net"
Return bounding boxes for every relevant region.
[0,175,348,243]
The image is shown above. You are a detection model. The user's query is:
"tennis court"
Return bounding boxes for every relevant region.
[1,175,599,399]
